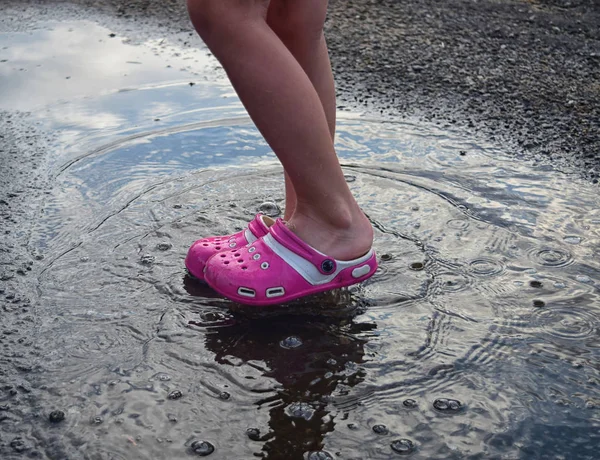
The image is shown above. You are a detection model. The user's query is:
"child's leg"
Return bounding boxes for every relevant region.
[267,0,337,221]
[187,0,372,261]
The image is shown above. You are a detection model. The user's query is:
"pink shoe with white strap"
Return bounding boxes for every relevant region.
[185,214,273,281]
[203,219,378,306]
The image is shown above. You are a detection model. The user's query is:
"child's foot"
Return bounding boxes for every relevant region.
[203,218,377,306]
[185,214,274,281]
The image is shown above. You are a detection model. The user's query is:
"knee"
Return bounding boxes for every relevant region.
[187,0,268,41]
[267,0,327,44]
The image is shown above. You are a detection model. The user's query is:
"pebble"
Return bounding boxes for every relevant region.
[433,398,462,413]
[280,336,303,349]
[49,410,65,423]
[391,439,415,455]
[246,427,261,441]
[307,452,334,460]
[190,440,215,456]
[372,424,389,435]
[168,390,183,400]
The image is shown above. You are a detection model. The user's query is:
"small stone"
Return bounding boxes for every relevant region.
[168,390,183,400]
[533,299,546,308]
[391,439,415,455]
[286,402,315,421]
[280,336,303,349]
[218,392,230,400]
[109,33,116,38]
[529,280,543,288]
[246,427,261,441]
[49,410,65,423]
[257,201,281,217]
[140,255,155,265]
[190,440,215,456]
[157,242,172,251]
[409,262,424,271]
[307,451,334,460]
[403,399,417,409]
[380,253,393,262]
[91,416,103,425]
[372,424,388,435]
[433,398,462,413]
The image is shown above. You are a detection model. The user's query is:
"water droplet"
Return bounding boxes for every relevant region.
[372,424,389,435]
[280,336,303,349]
[447,219,469,230]
[391,439,415,455]
[157,242,172,251]
[433,398,462,413]
[168,390,183,400]
[344,174,356,183]
[190,440,215,456]
[246,428,261,441]
[153,372,171,381]
[403,399,417,408]
[140,255,155,265]
[49,410,65,423]
[307,452,334,460]
[531,307,596,340]
[257,202,281,217]
[531,248,573,268]
[468,258,504,277]
[563,236,582,245]
[10,437,29,453]
[575,275,592,284]
[285,402,315,421]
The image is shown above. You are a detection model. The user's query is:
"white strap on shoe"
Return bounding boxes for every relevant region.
[262,233,374,286]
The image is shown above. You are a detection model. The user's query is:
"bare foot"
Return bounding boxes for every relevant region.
[287,207,374,261]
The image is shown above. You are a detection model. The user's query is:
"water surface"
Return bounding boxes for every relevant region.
[2,20,600,460]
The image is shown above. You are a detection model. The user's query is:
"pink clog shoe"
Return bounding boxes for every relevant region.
[203,219,377,306]
[185,214,273,281]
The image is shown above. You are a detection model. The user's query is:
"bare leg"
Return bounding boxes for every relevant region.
[267,0,337,220]
[187,0,372,260]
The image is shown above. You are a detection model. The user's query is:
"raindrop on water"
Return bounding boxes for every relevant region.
[372,424,389,435]
[190,440,215,456]
[391,439,415,455]
[257,202,281,217]
[280,336,303,349]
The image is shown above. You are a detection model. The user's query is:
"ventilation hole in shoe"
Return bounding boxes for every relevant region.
[252,254,261,260]
[248,247,256,253]
[242,266,248,270]
[215,246,221,250]
[237,287,256,298]
[224,261,230,265]
[261,262,269,270]
[220,254,226,258]
[238,259,243,263]
[234,253,241,257]
[266,287,285,298]
[203,243,208,247]
[229,243,236,248]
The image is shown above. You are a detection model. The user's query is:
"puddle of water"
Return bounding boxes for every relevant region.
[3,19,600,460]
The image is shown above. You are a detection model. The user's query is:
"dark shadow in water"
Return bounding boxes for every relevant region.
[186,276,376,460]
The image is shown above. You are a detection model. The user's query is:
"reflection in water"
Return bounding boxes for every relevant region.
[199,308,375,459]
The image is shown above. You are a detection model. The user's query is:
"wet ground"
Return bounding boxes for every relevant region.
[1,2,600,460]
